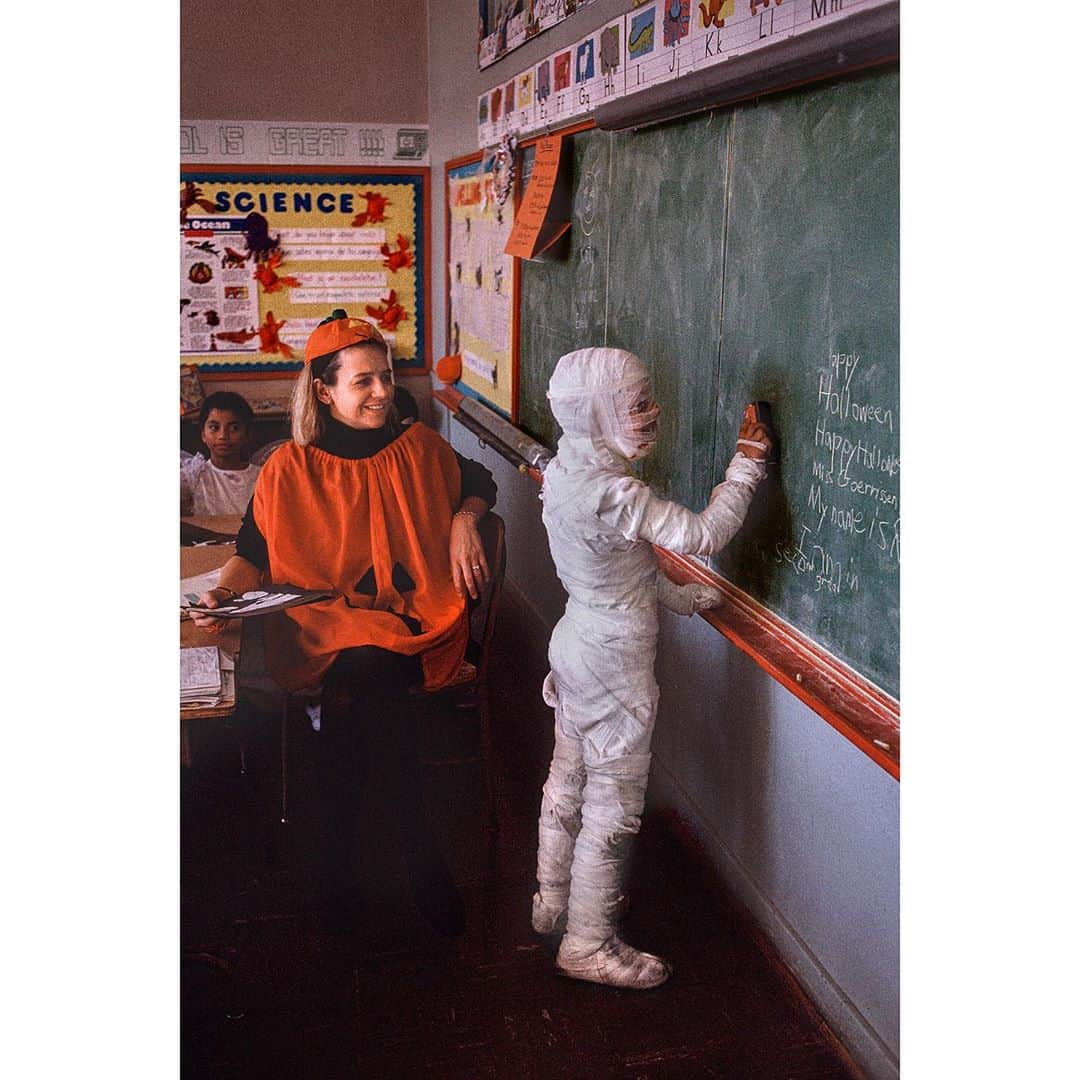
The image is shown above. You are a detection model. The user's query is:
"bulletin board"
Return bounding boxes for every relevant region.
[180,166,430,374]
[445,152,518,419]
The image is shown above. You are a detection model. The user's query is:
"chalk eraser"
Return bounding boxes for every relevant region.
[744,401,773,427]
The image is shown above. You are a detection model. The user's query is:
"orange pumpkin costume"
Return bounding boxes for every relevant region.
[253,423,468,692]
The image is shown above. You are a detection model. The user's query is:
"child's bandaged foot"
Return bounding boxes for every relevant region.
[557,933,672,989]
[531,891,568,936]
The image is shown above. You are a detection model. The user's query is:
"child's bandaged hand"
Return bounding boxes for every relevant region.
[736,415,773,460]
[657,576,724,616]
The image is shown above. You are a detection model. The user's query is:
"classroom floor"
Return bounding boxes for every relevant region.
[182,611,862,1080]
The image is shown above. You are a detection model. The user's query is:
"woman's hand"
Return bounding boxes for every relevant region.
[188,586,234,633]
[450,512,489,600]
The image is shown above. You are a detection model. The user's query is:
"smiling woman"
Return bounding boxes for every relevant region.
[313,346,395,430]
[188,308,498,938]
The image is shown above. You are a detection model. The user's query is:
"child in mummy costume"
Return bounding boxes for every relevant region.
[532,347,773,989]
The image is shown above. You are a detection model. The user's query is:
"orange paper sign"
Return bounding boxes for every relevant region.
[504,134,571,260]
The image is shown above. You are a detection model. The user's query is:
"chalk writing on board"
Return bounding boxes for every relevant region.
[813,423,900,489]
[775,526,861,597]
[818,353,894,432]
[767,347,900,598]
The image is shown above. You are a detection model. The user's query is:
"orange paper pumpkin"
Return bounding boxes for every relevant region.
[435,353,463,384]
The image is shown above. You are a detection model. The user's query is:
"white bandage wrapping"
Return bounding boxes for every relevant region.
[536,348,767,956]
[656,576,724,616]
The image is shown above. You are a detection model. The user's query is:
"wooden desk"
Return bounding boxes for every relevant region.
[181,513,242,544]
[181,538,241,763]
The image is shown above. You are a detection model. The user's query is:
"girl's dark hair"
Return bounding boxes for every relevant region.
[198,391,255,428]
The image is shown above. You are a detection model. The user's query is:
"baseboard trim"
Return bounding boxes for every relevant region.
[648,756,899,1080]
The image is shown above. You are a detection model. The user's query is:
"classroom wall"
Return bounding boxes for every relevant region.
[181,0,429,122]
[180,0,436,422]
[426,4,899,1079]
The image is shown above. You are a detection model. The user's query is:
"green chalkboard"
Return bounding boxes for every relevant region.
[518,67,899,698]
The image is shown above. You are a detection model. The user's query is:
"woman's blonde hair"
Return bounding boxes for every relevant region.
[290,345,398,446]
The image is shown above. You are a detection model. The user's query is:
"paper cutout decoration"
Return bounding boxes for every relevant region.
[366,290,408,331]
[253,251,301,294]
[180,181,218,226]
[504,133,572,262]
[352,191,389,226]
[381,234,414,272]
[256,311,294,358]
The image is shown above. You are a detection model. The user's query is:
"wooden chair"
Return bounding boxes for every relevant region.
[249,438,289,466]
[272,512,507,830]
[411,511,506,829]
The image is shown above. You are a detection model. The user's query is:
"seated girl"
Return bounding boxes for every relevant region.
[180,391,262,516]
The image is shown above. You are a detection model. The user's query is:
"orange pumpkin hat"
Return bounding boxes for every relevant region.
[304,308,388,365]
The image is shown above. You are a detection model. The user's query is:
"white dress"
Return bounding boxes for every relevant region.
[180,453,262,516]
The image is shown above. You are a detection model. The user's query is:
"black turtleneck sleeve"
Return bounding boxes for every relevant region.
[235,497,268,570]
[234,418,497,572]
[455,452,497,510]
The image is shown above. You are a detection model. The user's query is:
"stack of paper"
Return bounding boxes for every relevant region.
[181,645,231,709]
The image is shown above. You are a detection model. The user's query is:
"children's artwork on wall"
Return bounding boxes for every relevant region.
[180,167,430,373]
[554,51,572,92]
[625,0,686,89]
[575,38,595,83]
[477,0,895,147]
[479,0,598,70]
[536,59,552,102]
[698,0,735,29]
[446,154,517,419]
[518,71,534,108]
[628,4,657,59]
[573,25,616,113]
[598,20,625,100]
[662,0,690,47]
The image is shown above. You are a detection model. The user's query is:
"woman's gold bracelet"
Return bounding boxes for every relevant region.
[453,509,481,522]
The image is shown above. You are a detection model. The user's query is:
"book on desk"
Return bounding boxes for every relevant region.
[180,645,234,710]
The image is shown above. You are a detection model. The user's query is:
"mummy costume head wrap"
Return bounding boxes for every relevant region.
[547,348,661,462]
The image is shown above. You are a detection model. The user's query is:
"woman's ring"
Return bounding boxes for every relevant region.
[472,564,481,571]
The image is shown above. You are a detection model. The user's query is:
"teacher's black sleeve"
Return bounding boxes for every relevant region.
[455,452,497,509]
[235,497,269,571]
